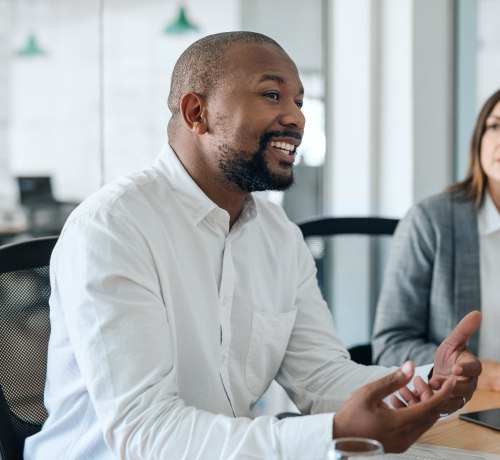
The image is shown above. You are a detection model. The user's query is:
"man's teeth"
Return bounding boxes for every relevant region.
[269,141,295,153]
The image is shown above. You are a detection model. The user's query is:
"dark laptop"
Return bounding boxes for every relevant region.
[17,176,55,206]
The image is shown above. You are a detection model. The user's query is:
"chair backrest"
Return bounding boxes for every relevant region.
[298,217,398,238]
[297,217,398,365]
[0,236,58,460]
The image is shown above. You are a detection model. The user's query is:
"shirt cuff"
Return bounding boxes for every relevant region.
[386,363,434,407]
[279,412,333,460]
[413,364,434,386]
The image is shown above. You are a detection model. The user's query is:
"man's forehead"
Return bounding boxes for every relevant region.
[225,43,302,88]
[226,42,292,67]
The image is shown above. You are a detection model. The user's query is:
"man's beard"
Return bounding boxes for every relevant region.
[217,131,298,193]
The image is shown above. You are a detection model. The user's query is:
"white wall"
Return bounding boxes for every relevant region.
[241,0,323,74]
[326,0,453,220]
[328,0,376,216]
[477,0,500,107]
[412,0,454,204]
[325,0,377,347]
[324,0,454,347]
[0,0,13,202]
[5,0,240,203]
[378,0,414,217]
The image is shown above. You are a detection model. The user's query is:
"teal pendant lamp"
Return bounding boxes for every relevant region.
[16,0,46,58]
[17,33,46,57]
[164,5,198,35]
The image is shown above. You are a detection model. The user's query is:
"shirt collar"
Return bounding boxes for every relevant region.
[478,191,500,236]
[153,143,257,227]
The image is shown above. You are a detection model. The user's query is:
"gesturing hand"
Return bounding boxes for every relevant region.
[431,311,482,414]
[333,362,454,453]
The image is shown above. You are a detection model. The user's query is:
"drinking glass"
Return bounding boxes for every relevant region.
[326,437,384,460]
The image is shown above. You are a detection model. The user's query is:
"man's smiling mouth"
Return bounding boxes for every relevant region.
[269,141,296,155]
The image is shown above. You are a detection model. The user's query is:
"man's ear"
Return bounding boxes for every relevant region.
[180,92,208,134]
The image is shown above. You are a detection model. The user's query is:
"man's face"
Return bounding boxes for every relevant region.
[206,43,305,193]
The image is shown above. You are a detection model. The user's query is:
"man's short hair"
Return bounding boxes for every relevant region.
[167,31,284,127]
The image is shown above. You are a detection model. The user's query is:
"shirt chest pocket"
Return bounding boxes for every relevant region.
[245,309,297,395]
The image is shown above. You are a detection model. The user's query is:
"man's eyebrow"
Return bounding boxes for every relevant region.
[258,74,304,95]
[259,74,285,84]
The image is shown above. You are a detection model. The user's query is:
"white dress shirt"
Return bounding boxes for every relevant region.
[478,191,500,361]
[25,145,426,460]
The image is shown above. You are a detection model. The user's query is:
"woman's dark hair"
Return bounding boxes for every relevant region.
[449,88,500,206]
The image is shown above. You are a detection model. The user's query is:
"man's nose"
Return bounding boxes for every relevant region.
[280,102,306,130]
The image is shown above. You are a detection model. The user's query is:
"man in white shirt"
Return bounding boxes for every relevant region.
[25,31,481,459]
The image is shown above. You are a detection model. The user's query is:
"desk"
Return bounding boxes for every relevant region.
[418,390,500,454]
[0,202,75,246]
[0,221,28,246]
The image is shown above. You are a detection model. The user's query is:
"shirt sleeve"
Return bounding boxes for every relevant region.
[274,224,395,414]
[52,212,335,459]
[275,223,435,416]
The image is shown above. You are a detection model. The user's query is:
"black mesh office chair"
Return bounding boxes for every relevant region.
[298,217,399,365]
[0,236,57,460]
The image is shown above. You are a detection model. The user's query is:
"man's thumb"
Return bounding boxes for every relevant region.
[444,310,482,349]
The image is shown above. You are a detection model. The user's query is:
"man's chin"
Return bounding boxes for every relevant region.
[236,176,294,193]
[219,154,294,192]
[264,172,294,192]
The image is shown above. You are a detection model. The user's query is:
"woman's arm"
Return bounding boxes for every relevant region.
[372,203,439,366]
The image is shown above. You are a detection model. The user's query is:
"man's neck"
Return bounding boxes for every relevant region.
[170,141,247,227]
[200,181,247,228]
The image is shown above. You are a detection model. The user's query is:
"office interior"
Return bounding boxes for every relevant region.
[0,0,499,414]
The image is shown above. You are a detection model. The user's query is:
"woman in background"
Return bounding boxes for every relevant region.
[372,88,500,390]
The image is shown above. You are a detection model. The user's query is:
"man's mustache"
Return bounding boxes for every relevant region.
[262,130,302,142]
[259,131,302,150]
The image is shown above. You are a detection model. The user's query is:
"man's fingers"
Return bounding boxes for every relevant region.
[391,393,407,409]
[448,377,477,404]
[385,379,456,448]
[398,386,419,406]
[362,361,414,403]
[418,378,454,409]
[413,376,434,402]
[443,311,482,349]
[407,377,455,418]
[453,352,482,377]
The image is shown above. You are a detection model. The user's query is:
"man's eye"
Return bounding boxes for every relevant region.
[264,92,280,101]
[295,100,303,109]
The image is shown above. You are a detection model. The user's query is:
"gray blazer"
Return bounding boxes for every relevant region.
[372,191,480,366]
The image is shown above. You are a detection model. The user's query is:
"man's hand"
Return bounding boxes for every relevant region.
[431,311,482,414]
[333,362,454,453]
